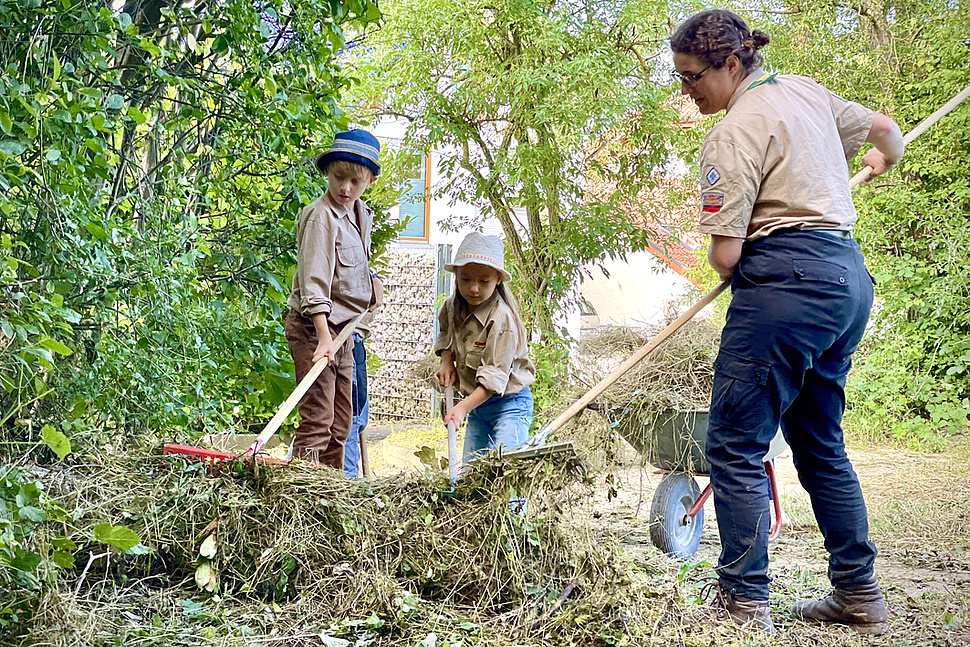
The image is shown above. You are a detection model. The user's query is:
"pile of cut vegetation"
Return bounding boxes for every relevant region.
[17,448,722,647]
[577,318,720,417]
[569,318,722,469]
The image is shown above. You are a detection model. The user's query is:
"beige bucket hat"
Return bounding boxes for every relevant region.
[444,232,511,282]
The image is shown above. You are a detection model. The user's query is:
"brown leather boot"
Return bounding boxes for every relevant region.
[793,578,888,635]
[706,582,775,635]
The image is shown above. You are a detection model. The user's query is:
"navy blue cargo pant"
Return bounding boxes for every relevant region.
[707,230,877,601]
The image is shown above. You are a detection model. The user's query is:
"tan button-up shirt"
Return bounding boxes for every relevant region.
[697,69,874,240]
[434,293,535,397]
[287,192,374,327]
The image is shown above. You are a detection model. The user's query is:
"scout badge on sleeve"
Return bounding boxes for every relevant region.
[702,192,724,213]
[705,165,721,186]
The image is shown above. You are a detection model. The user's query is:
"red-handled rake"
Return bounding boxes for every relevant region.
[163,310,370,469]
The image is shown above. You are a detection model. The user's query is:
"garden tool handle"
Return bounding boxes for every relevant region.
[524,280,730,449]
[359,427,371,479]
[245,309,370,457]
[445,386,458,479]
[849,82,970,188]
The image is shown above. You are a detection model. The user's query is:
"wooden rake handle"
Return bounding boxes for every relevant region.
[246,309,370,457]
[849,82,970,187]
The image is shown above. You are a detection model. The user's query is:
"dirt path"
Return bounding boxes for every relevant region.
[366,424,970,642]
[584,443,970,641]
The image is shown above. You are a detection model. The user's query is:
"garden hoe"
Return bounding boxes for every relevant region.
[163,309,370,469]
[504,80,970,463]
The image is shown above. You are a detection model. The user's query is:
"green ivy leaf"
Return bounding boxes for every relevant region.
[52,550,75,568]
[0,111,12,135]
[41,424,71,460]
[93,523,142,551]
[107,94,125,110]
[18,506,46,523]
[10,552,43,572]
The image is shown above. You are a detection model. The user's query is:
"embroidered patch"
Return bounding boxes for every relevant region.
[473,341,487,348]
[701,192,724,213]
[705,166,721,186]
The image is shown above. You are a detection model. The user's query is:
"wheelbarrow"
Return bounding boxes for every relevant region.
[616,407,788,559]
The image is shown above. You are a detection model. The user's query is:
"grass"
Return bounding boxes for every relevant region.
[6,398,970,647]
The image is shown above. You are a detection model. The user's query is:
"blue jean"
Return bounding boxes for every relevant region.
[463,386,533,464]
[342,334,369,479]
[706,231,877,601]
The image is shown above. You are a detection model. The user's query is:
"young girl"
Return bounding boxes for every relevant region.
[434,232,535,464]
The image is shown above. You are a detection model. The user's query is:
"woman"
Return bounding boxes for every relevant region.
[670,10,904,635]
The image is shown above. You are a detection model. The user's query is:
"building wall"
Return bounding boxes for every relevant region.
[580,251,695,329]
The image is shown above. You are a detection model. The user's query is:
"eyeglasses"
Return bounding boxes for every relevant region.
[672,64,712,87]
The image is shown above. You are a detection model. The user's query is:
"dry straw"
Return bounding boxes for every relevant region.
[20,449,726,646]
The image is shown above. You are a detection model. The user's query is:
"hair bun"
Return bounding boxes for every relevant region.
[751,29,770,49]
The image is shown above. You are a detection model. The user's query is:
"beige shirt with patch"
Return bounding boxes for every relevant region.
[434,293,535,397]
[697,69,874,240]
[286,192,375,327]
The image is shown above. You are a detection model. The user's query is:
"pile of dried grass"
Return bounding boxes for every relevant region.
[566,317,721,470]
[18,449,712,647]
[410,351,442,391]
[577,318,720,416]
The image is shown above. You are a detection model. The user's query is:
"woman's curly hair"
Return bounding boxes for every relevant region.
[670,10,770,72]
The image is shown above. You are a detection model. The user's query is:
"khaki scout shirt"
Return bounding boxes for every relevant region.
[434,293,535,397]
[697,69,874,240]
[286,192,374,327]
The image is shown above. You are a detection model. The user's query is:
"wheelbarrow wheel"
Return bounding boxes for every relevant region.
[649,473,704,559]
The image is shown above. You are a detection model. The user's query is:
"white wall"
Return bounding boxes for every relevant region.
[580,251,695,329]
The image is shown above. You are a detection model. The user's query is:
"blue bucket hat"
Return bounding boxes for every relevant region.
[315,129,381,177]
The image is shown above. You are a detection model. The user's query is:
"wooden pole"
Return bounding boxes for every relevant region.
[523,280,730,449]
[446,386,458,479]
[245,309,370,457]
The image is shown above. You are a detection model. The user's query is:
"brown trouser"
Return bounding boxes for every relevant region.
[284,309,354,469]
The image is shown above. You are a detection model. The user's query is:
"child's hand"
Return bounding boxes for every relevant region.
[313,336,335,364]
[444,403,466,429]
[370,276,384,312]
[437,351,457,387]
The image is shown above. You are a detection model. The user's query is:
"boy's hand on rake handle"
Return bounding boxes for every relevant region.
[313,336,335,364]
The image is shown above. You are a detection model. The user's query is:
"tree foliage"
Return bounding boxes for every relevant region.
[735,0,970,446]
[348,0,687,398]
[0,0,386,445]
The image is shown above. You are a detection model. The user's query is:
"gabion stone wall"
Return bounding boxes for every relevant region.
[368,244,438,420]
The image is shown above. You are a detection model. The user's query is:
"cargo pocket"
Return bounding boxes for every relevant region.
[711,350,772,431]
[792,258,849,286]
[336,242,369,297]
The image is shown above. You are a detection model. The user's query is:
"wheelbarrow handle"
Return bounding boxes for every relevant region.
[524,280,730,449]
[246,309,370,457]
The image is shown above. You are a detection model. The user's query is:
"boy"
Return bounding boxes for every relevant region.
[284,129,383,468]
